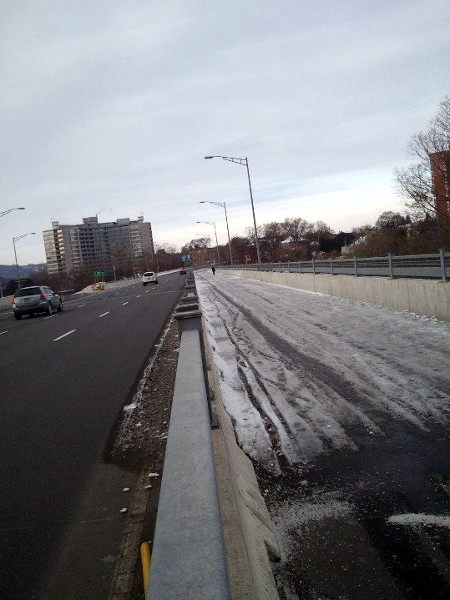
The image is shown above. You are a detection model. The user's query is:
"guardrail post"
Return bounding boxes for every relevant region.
[440,249,448,282]
[312,258,316,274]
[330,258,334,275]
[180,293,199,304]
[388,253,394,279]
[298,260,302,274]
[354,256,358,277]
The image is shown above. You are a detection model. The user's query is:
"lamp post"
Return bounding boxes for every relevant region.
[13,232,35,290]
[0,207,25,297]
[200,200,233,266]
[0,207,25,218]
[197,221,220,264]
[204,155,261,266]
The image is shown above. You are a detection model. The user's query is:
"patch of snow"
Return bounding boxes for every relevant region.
[388,513,450,528]
[272,491,354,556]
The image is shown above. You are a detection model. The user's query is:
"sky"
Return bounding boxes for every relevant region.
[1,0,449,265]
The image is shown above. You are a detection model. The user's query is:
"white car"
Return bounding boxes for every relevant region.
[142,271,158,285]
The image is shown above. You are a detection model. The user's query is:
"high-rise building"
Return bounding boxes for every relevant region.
[430,150,450,225]
[43,215,154,275]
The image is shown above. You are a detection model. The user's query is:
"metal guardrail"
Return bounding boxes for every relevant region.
[218,250,450,281]
[145,285,230,599]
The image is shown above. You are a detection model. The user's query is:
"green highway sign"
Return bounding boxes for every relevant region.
[93,270,107,277]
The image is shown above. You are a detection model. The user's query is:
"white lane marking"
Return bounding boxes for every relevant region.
[54,329,76,341]
[99,311,110,318]
[0,330,8,336]
[122,301,129,306]
[77,304,86,307]
[136,294,141,298]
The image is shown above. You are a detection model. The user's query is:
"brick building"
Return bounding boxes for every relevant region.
[430,150,450,225]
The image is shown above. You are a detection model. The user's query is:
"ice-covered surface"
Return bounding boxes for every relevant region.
[196,270,450,470]
[195,270,450,597]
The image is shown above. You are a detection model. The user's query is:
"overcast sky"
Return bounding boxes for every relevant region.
[1,0,449,264]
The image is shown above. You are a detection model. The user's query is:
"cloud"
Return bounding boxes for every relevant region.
[0,0,449,262]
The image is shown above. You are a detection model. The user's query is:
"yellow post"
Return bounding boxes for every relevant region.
[140,541,151,593]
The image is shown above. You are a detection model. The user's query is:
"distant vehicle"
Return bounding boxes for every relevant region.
[12,286,63,320]
[142,271,158,285]
[180,269,187,275]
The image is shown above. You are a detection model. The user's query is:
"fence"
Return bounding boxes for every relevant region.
[219,250,450,281]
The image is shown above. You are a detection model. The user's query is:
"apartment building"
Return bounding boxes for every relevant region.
[43,215,154,275]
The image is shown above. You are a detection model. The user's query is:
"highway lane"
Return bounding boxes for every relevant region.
[0,273,185,599]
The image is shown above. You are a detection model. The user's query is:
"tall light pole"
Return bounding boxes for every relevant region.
[200,200,233,266]
[204,155,261,266]
[197,221,220,264]
[13,232,35,290]
[0,207,25,297]
[0,207,25,218]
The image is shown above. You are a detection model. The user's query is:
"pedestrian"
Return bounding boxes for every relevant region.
[211,265,216,275]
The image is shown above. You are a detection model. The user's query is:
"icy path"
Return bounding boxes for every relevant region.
[196,271,450,471]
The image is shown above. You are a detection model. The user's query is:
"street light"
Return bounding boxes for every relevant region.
[197,221,220,264]
[204,155,261,266]
[13,232,35,290]
[0,207,25,218]
[0,207,25,297]
[200,200,233,266]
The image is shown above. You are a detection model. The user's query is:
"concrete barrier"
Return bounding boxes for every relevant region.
[224,270,450,322]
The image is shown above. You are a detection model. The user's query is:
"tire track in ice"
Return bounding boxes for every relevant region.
[199,276,374,463]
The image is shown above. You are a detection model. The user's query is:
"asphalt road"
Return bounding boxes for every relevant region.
[0,273,185,599]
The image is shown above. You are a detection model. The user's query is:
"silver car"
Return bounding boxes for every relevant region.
[12,286,63,320]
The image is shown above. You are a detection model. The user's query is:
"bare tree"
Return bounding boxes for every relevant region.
[281,217,312,240]
[263,222,284,261]
[394,94,450,227]
[375,211,409,229]
[181,237,211,252]
[311,221,333,235]
[244,225,264,245]
[155,242,178,254]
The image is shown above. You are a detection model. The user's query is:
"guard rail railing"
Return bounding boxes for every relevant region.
[145,279,230,599]
[218,250,449,281]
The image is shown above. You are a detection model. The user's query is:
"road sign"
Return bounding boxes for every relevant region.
[93,270,107,277]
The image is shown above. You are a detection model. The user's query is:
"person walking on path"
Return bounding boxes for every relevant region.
[211,265,216,275]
